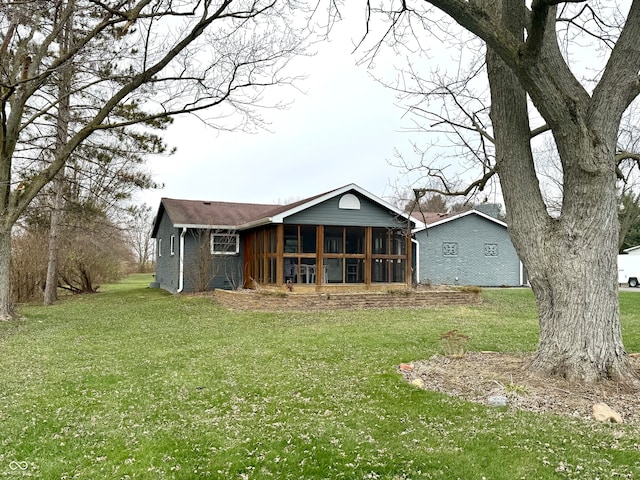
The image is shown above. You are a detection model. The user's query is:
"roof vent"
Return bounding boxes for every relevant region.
[338,193,360,210]
[203,201,211,205]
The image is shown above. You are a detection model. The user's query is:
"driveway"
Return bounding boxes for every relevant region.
[620,286,640,292]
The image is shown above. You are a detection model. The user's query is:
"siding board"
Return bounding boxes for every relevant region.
[153,210,181,293]
[284,194,408,228]
[416,213,521,286]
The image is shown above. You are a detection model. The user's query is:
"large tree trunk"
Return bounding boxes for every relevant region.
[0,227,14,320]
[530,130,632,381]
[485,1,636,383]
[527,227,628,382]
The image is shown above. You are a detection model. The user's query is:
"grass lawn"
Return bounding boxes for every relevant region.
[1,275,639,479]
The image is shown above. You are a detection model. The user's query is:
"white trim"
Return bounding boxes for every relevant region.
[269,184,423,228]
[412,238,420,284]
[174,223,238,230]
[211,233,240,255]
[235,217,273,230]
[177,228,186,293]
[413,209,507,233]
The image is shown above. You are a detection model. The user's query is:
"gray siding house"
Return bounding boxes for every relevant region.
[151,184,421,293]
[414,208,524,287]
[151,198,276,293]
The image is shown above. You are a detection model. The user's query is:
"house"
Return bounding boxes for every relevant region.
[413,206,525,287]
[151,184,422,293]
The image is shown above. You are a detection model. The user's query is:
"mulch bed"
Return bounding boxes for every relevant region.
[399,352,640,424]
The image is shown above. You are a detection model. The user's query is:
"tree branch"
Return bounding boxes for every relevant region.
[413,166,497,198]
[616,150,640,163]
[426,0,522,63]
[590,0,640,131]
[6,0,288,227]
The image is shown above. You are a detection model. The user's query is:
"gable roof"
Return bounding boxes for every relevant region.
[412,209,507,233]
[413,212,455,225]
[152,183,422,237]
[250,184,421,228]
[158,198,279,229]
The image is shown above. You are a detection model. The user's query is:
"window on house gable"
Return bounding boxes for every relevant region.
[443,242,458,256]
[211,233,239,255]
[158,238,162,257]
[170,235,175,255]
[484,243,498,257]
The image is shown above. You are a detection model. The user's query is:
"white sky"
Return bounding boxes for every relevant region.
[135,2,633,213]
[139,7,422,208]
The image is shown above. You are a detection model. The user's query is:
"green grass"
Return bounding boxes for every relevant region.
[1,276,639,478]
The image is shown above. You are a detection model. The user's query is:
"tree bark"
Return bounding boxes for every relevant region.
[528,235,629,382]
[483,0,636,383]
[43,175,65,305]
[43,6,73,306]
[0,227,14,320]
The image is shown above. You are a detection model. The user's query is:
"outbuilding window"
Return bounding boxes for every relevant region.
[443,242,458,256]
[484,243,498,257]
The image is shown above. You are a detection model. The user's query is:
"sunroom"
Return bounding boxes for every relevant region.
[243,223,411,289]
[238,184,420,290]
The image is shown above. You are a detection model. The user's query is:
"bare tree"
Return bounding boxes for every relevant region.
[57,212,133,294]
[43,5,73,306]
[619,191,640,250]
[39,124,166,301]
[125,204,156,273]
[0,0,306,318]
[615,107,640,250]
[184,229,241,292]
[346,1,640,383]
[10,228,49,303]
[11,209,132,298]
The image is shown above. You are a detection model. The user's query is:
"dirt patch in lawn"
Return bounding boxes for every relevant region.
[399,352,640,424]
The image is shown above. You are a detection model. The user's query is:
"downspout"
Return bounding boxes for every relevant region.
[411,238,420,284]
[177,227,187,293]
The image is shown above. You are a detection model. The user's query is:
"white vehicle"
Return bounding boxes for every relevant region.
[618,249,640,287]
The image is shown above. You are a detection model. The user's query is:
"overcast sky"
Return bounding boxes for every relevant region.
[139,7,422,209]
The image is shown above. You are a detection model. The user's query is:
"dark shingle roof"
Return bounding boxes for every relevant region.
[159,186,344,230]
[152,184,418,237]
[160,198,280,227]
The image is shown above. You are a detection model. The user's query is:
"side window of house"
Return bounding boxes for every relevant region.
[170,235,175,256]
[443,242,457,256]
[211,233,239,255]
[158,238,162,257]
[484,243,498,257]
